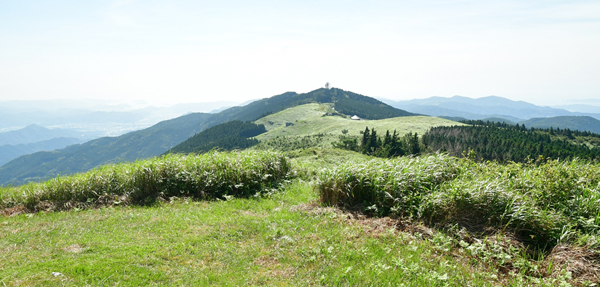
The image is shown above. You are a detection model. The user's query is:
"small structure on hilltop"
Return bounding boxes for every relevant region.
[351,115,361,120]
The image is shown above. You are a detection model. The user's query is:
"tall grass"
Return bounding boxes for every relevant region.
[0,150,291,212]
[317,153,600,249]
[318,154,460,217]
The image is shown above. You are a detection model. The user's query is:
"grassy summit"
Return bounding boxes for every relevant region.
[254,103,457,142]
[166,102,450,155]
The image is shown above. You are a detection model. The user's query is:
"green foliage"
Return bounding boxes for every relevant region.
[423,122,600,162]
[0,181,515,286]
[254,134,335,152]
[2,147,600,285]
[334,127,422,158]
[318,154,460,217]
[168,121,265,154]
[317,154,600,250]
[332,135,359,151]
[0,150,290,211]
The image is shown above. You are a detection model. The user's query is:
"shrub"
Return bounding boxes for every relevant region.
[318,153,460,217]
[0,150,291,211]
[317,154,600,249]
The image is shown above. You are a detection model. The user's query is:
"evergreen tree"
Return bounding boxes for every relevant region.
[361,127,371,154]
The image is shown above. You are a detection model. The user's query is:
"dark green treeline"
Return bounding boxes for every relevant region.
[335,122,600,163]
[333,127,422,158]
[422,121,600,162]
[168,121,266,154]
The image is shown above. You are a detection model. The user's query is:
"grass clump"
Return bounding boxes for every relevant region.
[317,154,600,283]
[317,154,600,250]
[318,153,460,217]
[0,150,291,213]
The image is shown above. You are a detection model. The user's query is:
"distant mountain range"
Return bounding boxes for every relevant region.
[0,88,413,186]
[0,124,88,146]
[0,100,240,136]
[521,116,600,134]
[383,96,600,121]
[0,137,82,167]
[0,125,89,166]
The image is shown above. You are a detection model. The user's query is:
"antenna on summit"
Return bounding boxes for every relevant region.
[325,82,330,89]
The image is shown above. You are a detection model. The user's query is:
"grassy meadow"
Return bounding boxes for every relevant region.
[1,181,514,286]
[254,103,461,144]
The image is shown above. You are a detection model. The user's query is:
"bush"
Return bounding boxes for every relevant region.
[318,153,460,217]
[0,150,291,211]
[317,154,600,249]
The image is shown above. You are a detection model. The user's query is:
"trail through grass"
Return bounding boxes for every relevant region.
[1,182,510,286]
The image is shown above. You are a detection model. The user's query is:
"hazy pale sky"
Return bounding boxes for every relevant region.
[1,0,599,106]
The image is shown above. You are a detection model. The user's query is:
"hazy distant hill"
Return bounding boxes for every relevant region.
[0,113,213,185]
[520,116,600,134]
[383,96,600,121]
[0,137,82,166]
[481,117,517,125]
[0,124,87,145]
[0,100,239,137]
[553,104,600,114]
[0,88,412,186]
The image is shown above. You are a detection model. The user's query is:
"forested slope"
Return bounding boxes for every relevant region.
[0,113,213,185]
[168,121,266,154]
[422,121,600,162]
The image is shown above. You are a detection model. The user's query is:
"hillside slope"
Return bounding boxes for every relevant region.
[168,121,266,154]
[0,88,412,186]
[0,137,82,166]
[195,87,415,128]
[167,103,452,155]
[252,103,460,151]
[0,113,212,185]
[0,124,87,145]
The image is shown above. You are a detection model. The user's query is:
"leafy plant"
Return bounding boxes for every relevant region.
[0,150,290,212]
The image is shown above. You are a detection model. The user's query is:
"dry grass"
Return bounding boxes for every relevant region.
[545,244,600,285]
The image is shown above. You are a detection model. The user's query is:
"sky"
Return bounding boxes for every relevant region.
[1,0,599,107]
